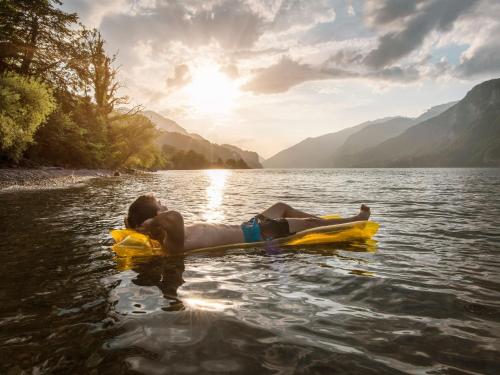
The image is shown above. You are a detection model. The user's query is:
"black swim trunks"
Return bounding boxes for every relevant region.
[241,214,292,242]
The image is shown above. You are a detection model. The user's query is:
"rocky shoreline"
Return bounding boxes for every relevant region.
[0,168,114,191]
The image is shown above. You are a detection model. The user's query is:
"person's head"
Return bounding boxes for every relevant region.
[125,194,168,229]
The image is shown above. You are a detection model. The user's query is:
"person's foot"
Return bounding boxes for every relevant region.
[357,204,371,221]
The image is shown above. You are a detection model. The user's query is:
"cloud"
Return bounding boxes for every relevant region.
[61,0,500,100]
[79,0,337,56]
[167,64,191,89]
[326,49,364,66]
[210,1,496,92]
[242,57,332,93]
[222,64,239,79]
[457,25,500,76]
[243,53,426,94]
[61,0,128,27]
[364,0,421,26]
[364,0,479,68]
[269,0,336,32]
[372,65,420,82]
[64,0,343,78]
[347,4,355,17]
[455,0,500,77]
[97,0,265,60]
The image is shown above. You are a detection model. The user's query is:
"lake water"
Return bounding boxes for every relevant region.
[1,169,499,374]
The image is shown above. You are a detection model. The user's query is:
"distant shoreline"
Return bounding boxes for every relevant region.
[0,168,113,192]
[3,166,497,192]
[0,167,255,192]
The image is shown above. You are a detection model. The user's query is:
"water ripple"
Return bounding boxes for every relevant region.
[0,168,499,374]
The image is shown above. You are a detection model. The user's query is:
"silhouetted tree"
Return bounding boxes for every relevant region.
[0,0,77,84]
[74,29,131,121]
[108,114,159,168]
[225,158,249,169]
[169,150,210,169]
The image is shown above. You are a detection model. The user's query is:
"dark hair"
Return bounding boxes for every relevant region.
[127,195,159,229]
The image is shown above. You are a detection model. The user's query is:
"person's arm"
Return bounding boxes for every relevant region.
[138,211,185,254]
[156,211,185,254]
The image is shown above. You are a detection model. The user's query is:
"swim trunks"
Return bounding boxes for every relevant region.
[241,214,291,242]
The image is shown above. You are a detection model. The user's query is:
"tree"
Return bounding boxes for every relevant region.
[225,158,249,169]
[30,27,144,169]
[66,28,141,167]
[213,157,224,168]
[108,114,160,169]
[27,103,90,167]
[170,150,210,169]
[0,2,197,171]
[0,72,56,161]
[0,0,78,84]
[74,29,133,121]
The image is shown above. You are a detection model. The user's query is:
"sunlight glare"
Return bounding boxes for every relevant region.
[184,65,240,114]
[184,297,231,312]
[203,169,228,222]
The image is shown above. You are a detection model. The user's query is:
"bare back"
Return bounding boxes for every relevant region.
[184,223,244,250]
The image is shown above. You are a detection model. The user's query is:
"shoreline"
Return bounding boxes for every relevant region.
[0,167,114,192]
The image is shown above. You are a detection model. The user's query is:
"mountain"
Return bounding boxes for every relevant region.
[262,120,370,168]
[143,110,188,134]
[156,131,262,168]
[344,78,500,167]
[221,144,263,169]
[331,102,457,166]
[332,117,415,165]
[414,101,458,123]
[143,111,262,168]
[264,101,459,168]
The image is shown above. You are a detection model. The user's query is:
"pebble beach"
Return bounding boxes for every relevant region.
[0,168,113,191]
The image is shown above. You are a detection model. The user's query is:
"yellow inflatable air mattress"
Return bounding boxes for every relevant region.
[110,215,379,258]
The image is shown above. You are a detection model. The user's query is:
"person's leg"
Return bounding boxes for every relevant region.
[259,202,318,219]
[286,205,371,233]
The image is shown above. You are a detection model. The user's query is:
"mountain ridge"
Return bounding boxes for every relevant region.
[345,78,500,167]
[262,96,473,168]
[142,110,188,135]
[144,111,263,168]
[263,108,450,168]
[330,102,458,167]
[263,119,378,168]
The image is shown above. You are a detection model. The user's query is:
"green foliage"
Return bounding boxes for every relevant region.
[0,0,78,83]
[27,104,89,167]
[108,114,162,169]
[72,29,130,119]
[170,150,211,170]
[225,158,250,169]
[161,147,250,170]
[0,0,153,169]
[0,72,55,161]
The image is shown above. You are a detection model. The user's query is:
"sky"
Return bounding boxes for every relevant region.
[61,0,500,158]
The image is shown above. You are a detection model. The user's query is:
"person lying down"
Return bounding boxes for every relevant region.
[125,194,371,254]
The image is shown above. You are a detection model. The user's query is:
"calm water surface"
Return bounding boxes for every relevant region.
[1,169,499,374]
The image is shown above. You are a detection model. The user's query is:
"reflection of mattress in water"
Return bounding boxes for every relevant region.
[110,215,379,257]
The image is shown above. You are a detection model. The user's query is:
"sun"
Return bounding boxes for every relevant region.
[184,65,240,114]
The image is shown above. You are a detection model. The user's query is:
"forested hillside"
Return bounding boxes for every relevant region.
[0,0,255,170]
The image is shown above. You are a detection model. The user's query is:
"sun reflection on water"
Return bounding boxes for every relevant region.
[183,297,233,312]
[202,169,228,223]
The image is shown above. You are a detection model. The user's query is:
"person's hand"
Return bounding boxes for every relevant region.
[157,200,168,212]
[134,211,183,252]
[136,218,155,234]
[136,218,166,243]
